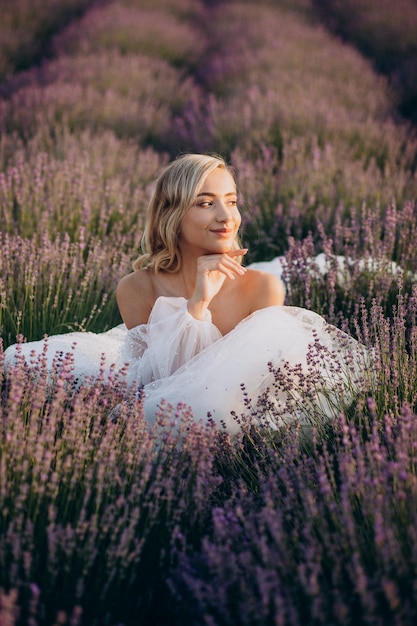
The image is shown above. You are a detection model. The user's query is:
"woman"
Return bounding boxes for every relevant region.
[115,153,369,433]
[4,154,370,434]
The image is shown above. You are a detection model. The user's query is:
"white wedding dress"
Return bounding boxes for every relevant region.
[3,258,371,434]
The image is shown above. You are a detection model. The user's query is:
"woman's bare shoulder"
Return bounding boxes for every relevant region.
[116,269,155,329]
[117,268,153,290]
[243,267,285,309]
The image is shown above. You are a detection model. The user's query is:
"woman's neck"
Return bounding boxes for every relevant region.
[173,246,203,297]
[152,262,197,300]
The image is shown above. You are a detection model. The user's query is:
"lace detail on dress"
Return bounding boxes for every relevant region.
[122,325,148,361]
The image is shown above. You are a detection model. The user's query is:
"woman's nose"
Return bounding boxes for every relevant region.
[215,200,232,221]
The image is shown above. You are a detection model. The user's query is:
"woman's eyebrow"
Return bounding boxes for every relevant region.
[196,191,237,197]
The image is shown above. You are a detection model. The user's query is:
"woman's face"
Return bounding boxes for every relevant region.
[179,167,241,256]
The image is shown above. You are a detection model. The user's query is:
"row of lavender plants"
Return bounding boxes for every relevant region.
[0,0,95,81]
[1,0,417,623]
[312,0,417,122]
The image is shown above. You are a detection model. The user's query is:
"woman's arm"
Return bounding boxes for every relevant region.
[120,293,222,384]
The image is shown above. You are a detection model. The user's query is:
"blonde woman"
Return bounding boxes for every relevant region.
[115,153,368,433]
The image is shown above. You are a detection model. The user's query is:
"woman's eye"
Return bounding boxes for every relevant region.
[196,198,237,208]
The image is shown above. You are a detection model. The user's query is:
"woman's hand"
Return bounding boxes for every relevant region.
[187,249,247,319]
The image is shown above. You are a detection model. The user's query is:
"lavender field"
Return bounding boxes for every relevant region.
[1,0,417,624]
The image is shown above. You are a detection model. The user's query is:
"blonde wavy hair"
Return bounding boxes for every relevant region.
[133,153,242,273]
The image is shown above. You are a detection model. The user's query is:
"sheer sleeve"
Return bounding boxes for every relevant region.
[121,296,222,388]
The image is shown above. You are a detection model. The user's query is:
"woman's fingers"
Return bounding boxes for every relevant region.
[199,253,247,279]
[227,248,248,257]
[220,253,247,277]
[222,261,246,279]
[217,262,238,280]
